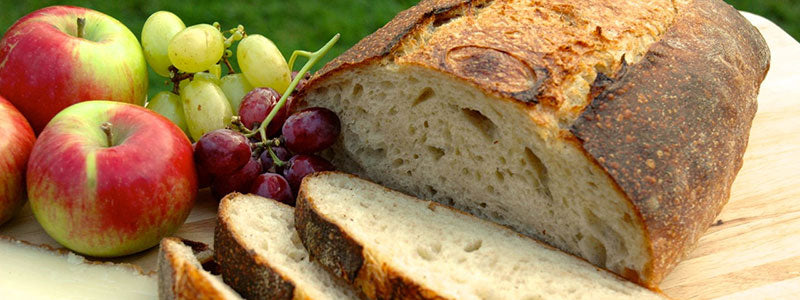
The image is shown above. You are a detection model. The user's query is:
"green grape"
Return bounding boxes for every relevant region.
[141,11,186,77]
[219,73,254,114]
[181,80,233,141]
[209,64,222,79]
[146,91,190,138]
[168,24,225,73]
[194,72,220,84]
[237,34,291,93]
[178,71,219,93]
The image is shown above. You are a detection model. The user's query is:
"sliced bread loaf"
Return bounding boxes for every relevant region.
[295,172,666,300]
[295,0,770,286]
[157,237,242,300]
[214,192,360,300]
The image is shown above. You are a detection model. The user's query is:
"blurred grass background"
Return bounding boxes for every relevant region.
[1,0,797,98]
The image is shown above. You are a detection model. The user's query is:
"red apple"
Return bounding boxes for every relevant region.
[26,101,196,257]
[0,95,35,225]
[0,6,148,133]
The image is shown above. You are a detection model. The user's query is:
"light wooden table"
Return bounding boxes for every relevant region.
[2,12,798,300]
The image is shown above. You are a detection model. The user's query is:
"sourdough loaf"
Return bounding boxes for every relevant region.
[295,0,770,287]
[157,237,242,300]
[295,172,666,299]
[214,193,360,300]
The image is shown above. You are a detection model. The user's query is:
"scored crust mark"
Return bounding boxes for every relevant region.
[214,193,295,299]
[295,186,365,283]
[304,0,680,126]
[571,0,770,286]
[444,46,546,104]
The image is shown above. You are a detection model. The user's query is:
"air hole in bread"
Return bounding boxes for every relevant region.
[416,245,437,261]
[461,108,497,139]
[524,147,547,180]
[427,146,446,161]
[288,249,306,262]
[413,87,435,106]
[432,14,458,29]
[623,213,633,225]
[489,211,506,223]
[425,185,439,196]
[392,158,404,167]
[479,202,487,208]
[359,146,386,161]
[523,147,552,198]
[352,83,363,97]
[464,239,483,252]
[495,170,505,182]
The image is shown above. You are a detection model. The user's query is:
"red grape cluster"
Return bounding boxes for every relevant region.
[193,85,338,206]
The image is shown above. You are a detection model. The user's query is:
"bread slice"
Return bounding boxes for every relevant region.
[158,237,242,300]
[295,172,665,299]
[296,0,770,286]
[0,235,157,299]
[214,193,360,300]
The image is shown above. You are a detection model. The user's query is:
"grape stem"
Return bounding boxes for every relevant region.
[168,66,194,94]
[250,137,282,149]
[230,116,253,135]
[76,18,86,39]
[245,33,340,138]
[267,146,287,167]
[222,55,236,74]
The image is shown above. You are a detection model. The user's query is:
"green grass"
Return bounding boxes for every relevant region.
[1,0,796,98]
[726,0,800,40]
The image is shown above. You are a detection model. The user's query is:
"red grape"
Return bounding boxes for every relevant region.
[194,129,251,176]
[283,154,334,191]
[192,143,214,189]
[282,107,340,154]
[250,173,294,205]
[259,146,291,172]
[196,164,214,189]
[238,87,287,137]
[211,157,262,199]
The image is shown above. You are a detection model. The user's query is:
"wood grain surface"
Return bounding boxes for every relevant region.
[1,12,797,300]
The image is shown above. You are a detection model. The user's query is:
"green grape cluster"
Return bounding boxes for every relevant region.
[140,11,291,141]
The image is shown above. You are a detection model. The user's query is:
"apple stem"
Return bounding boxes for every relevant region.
[76,18,86,39]
[100,122,113,147]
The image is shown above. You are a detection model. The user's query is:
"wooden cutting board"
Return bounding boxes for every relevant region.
[1,12,798,300]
